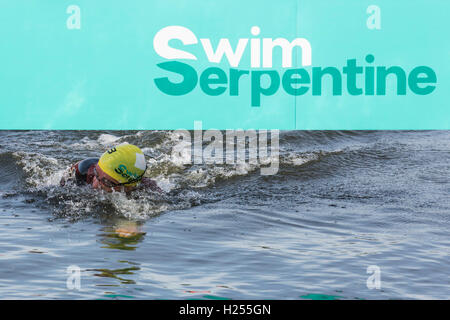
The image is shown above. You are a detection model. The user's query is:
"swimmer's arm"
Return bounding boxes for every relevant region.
[60,158,99,186]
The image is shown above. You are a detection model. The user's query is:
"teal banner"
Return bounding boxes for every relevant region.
[0,0,448,129]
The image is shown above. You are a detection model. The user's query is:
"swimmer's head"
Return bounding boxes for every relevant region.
[97,144,147,188]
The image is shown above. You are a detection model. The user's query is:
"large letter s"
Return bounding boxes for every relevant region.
[154,61,198,95]
[153,26,198,60]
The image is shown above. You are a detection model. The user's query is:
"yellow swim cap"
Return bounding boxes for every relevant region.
[98,144,147,186]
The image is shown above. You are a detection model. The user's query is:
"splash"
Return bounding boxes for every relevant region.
[6,130,346,220]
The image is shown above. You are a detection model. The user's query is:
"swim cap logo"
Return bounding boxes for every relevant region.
[115,164,140,181]
[153,26,437,107]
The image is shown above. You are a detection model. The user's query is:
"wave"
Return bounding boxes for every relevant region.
[0,130,423,220]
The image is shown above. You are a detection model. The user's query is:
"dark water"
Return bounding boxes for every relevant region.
[0,130,449,299]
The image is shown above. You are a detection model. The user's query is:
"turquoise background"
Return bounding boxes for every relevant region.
[296,0,449,129]
[0,0,448,129]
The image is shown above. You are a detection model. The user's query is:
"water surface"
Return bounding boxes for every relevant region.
[0,130,449,299]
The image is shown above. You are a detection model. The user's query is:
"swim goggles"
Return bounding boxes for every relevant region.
[94,166,147,188]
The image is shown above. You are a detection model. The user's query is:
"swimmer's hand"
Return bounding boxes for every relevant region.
[60,164,77,187]
[140,177,163,193]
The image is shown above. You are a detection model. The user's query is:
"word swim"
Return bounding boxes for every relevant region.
[153,25,312,68]
[154,54,437,107]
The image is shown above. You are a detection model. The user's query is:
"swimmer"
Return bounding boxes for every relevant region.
[60,144,162,193]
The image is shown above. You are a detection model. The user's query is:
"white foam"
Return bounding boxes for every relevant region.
[97,134,121,146]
